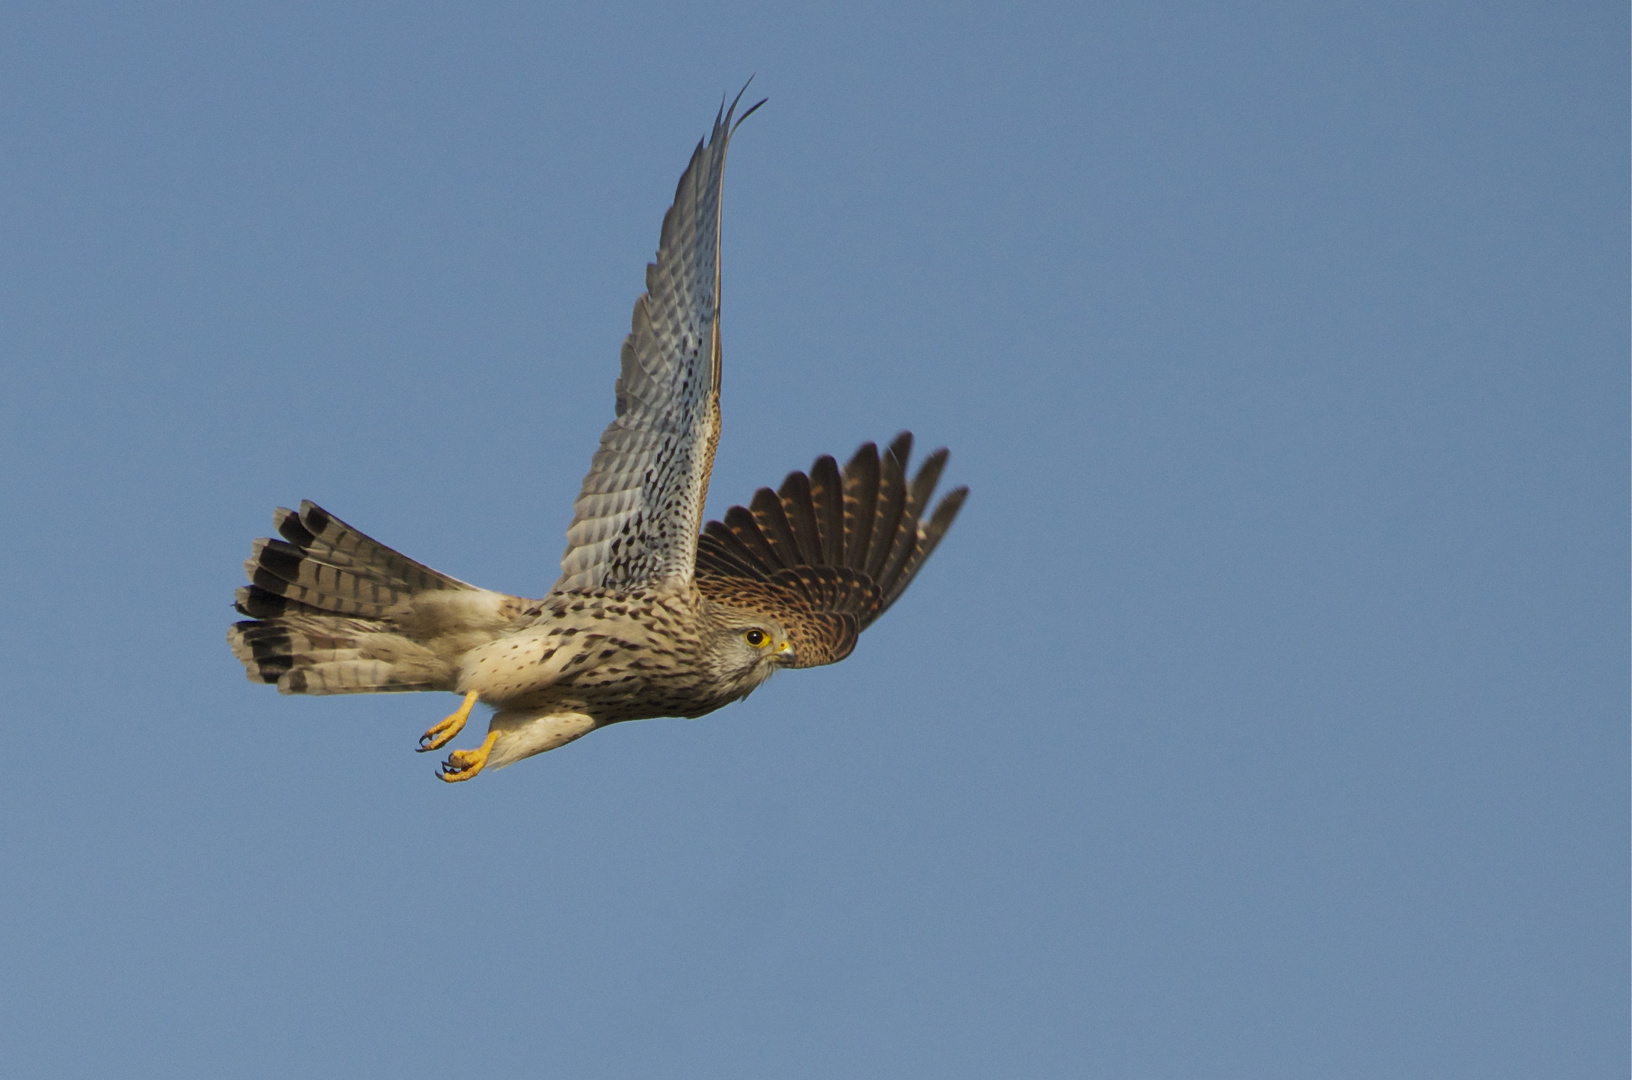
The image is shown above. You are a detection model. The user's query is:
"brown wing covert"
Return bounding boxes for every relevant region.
[695,432,967,667]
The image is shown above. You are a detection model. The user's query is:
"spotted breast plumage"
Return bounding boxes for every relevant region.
[227,89,967,781]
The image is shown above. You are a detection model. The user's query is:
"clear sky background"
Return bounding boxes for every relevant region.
[1,3,1624,1077]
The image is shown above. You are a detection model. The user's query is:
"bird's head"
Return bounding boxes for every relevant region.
[704,608,797,697]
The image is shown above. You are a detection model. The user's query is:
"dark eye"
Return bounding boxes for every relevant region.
[743,629,768,648]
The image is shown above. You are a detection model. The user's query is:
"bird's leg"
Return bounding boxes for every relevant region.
[438,730,500,783]
[418,690,479,753]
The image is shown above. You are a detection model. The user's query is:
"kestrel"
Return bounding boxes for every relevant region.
[228,90,966,781]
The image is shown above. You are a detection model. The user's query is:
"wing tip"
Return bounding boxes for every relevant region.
[721,77,768,136]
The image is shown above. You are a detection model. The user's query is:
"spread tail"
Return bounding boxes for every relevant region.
[228,502,529,695]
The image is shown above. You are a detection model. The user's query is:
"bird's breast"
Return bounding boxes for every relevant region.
[456,588,720,718]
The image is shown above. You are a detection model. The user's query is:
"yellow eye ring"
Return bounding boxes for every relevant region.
[743,629,769,648]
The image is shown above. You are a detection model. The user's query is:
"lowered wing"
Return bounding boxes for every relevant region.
[695,433,968,667]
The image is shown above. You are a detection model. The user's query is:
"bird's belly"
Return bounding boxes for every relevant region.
[457,626,726,720]
[458,630,576,705]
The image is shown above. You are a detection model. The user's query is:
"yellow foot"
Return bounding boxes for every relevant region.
[438,730,500,783]
[418,690,479,753]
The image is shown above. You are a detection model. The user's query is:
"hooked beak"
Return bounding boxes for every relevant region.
[775,640,796,665]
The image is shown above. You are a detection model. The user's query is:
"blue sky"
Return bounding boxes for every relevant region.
[1,3,1625,1077]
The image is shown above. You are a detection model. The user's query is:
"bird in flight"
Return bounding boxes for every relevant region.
[228,90,967,782]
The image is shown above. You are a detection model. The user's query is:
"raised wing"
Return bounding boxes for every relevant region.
[695,433,968,667]
[554,90,764,593]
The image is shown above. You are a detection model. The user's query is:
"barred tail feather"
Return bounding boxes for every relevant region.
[227,615,452,694]
[229,502,530,696]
